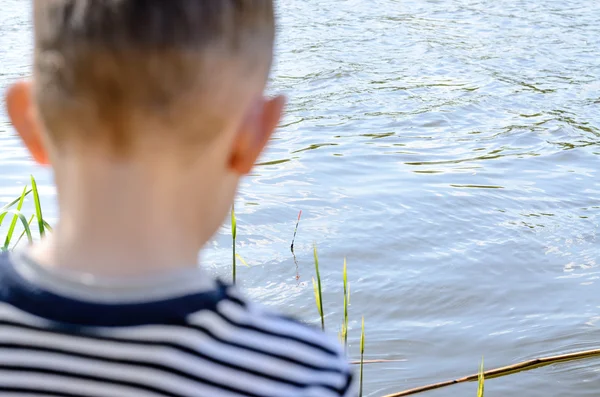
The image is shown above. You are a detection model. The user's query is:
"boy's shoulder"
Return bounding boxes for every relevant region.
[0,251,355,396]
[200,284,350,363]
[218,286,345,350]
[187,284,355,394]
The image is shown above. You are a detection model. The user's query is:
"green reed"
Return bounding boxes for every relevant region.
[0,176,50,251]
[312,244,325,331]
[31,175,46,238]
[232,204,237,284]
[3,186,30,250]
[360,316,365,397]
[477,358,485,397]
[341,258,349,350]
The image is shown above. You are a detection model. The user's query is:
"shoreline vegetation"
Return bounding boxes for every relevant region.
[2,176,599,396]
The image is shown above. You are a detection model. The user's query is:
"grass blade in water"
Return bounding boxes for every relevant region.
[291,210,302,252]
[42,221,53,232]
[312,277,323,318]
[4,186,28,250]
[0,189,32,217]
[231,205,237,284]
[236,254,250,267]
[343,257,349,350]
[31,175,45,238]
[14,215,35,249]
[477,358,485,397]
[360,316,365,397]
[0,210,33,245]
[313,245,325,330]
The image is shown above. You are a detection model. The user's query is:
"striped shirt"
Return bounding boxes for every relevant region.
[0,251,355,397]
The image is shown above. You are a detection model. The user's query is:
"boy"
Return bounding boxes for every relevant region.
[2,1,354,396]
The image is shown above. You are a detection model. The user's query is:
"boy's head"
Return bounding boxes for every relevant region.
[5,0,284,251]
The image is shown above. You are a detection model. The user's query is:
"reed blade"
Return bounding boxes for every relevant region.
[477,358,485,397]
[0,210,33,246]
[313,245,325,330]
[231,205,237,284]
[291,210,302,252]
[42,221,53,232]
[0,189,32,216]
[31,175,45,238]
[312,277,323,317]
[360,316,365,397]
[343,257,349,350]
[14,215,35,249]
[4,186,28,250]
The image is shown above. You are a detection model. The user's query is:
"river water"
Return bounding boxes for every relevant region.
[1,1,599,396]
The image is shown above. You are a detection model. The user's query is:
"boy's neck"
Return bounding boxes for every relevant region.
[29,151,235,278]
[31,224,201,278]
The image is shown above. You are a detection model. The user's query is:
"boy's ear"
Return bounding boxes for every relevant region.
[5,80,49,166]
[229,95,286,175]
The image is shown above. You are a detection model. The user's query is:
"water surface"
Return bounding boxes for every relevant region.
[1,1,599,395]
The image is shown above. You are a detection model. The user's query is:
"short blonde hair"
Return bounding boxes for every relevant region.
[33,0,275,156]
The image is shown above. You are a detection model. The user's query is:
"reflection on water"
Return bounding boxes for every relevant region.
[292,143,339,153]
[255,158,292,167]
[1,0,600,396]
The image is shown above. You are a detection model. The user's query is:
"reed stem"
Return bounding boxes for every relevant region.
[231,205,237,285]
[383,348,600,397]
[312,245,325,331]
[359,317,365,397]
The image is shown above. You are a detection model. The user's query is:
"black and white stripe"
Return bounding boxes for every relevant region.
[0,297,355,397]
